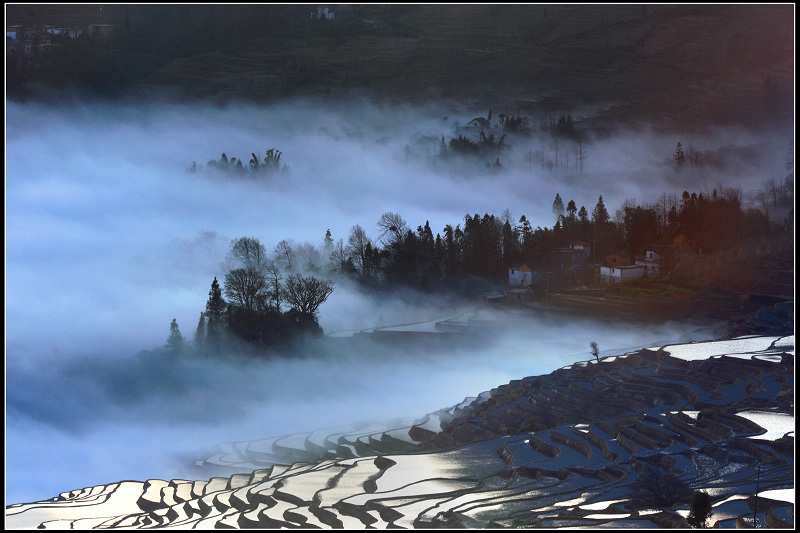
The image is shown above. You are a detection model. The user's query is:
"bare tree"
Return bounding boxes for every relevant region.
[327,239,347,274]
[223,237,270,312]
[283,275,335,317]
[574,137,587,174]
[501,208,515,226]
[274,239,296,271]
[224,266,268,312]
[345,224,371,275]
[226,236,269,271]
[551,137,561,173]
[264,260,283,312]
[377,212,408,247]
[686,145,702,167]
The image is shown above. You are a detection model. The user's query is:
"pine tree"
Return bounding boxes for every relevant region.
[592,195,610,228]
[674,142,686,170]
[590,341,599,362]
[552,193,565,221]
[165,318,184,355]
[205,277,226,349]
[194,312,205,349]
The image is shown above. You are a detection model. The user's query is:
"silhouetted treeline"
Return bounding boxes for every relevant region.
[162,178,789,356]
[188,149,289,177]
[327,182,788,293]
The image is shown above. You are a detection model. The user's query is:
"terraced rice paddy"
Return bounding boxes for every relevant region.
[6,334,793,529]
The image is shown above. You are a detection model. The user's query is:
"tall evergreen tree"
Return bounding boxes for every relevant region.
[552,193,565,221]
[673,142,686,170]
[165,318,184,355]
[592,195,610,228]
[194,312,205,349]
[205,277,227,349]
[566,199,578,221]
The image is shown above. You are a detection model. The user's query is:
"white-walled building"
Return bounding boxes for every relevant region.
[635,250,661,278]
[599,264,646,284]
[508,264,532,287]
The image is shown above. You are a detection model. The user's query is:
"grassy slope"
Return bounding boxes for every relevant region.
[129,4,792,128]
[8,4,793,128]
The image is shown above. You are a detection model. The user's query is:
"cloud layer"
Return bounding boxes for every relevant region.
[5,96,790,504]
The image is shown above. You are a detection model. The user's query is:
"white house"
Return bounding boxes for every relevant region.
[508,264,532,287]
[599,264,645,284]
[635,250,660,278]
[569,242,591,260]
[312,6,335,19]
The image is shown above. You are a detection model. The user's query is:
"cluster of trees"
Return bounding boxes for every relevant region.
[629,466,713,528]
[328,182,782,291]
[162,175,789,353]
[166,237,335,356]
[188,149,289,177]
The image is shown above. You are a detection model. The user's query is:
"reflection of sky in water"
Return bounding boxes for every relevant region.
[759,488,795,504]
[735,410,794,440]
[651,336,784,361]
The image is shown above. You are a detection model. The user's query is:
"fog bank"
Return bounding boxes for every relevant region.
[5,97,789,505]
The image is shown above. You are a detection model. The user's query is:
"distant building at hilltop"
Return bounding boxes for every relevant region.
[88,24,116,37]
[599,264,645,284]
[311,6,335,20]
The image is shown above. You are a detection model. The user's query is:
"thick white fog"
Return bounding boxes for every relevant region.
[5,97,790,504]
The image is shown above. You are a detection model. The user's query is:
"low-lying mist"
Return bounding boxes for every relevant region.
[5,96,790,505]
[6,312,685,505]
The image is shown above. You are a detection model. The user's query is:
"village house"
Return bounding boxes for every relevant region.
[479,293,506,305]
[599,264,646,284]
[311,5,335,19]
[7,24,24,40]
[508,264,532,287]
[453,116,496,143]
[635,250,661,278]
[549,242,591,270]
[605,251,632,266]
[88,24,116,37]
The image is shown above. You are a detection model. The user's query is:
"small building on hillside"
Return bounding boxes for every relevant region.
[599,264,646,284]
[312,5,335,19]
[508,264,532,287]
[550,242,591,269]
[88,24,116,37]
[7,24,24,40]
[569,242,591,261]
[635,250,661,278]
[45,27,82,38]
[605,251,632,266]
[479,293,506,305]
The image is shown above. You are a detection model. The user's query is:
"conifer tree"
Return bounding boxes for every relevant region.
[552,193,565,221]
[194,312,205,349]
[205,277,226,349]
[166,318,184,355]
[592,195,610,227]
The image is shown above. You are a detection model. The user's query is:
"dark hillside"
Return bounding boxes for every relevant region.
[7,4,793,130]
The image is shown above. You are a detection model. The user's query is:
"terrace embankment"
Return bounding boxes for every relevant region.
[7,333,794,529]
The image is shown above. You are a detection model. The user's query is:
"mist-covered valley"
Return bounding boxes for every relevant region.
[5,93,793,507]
